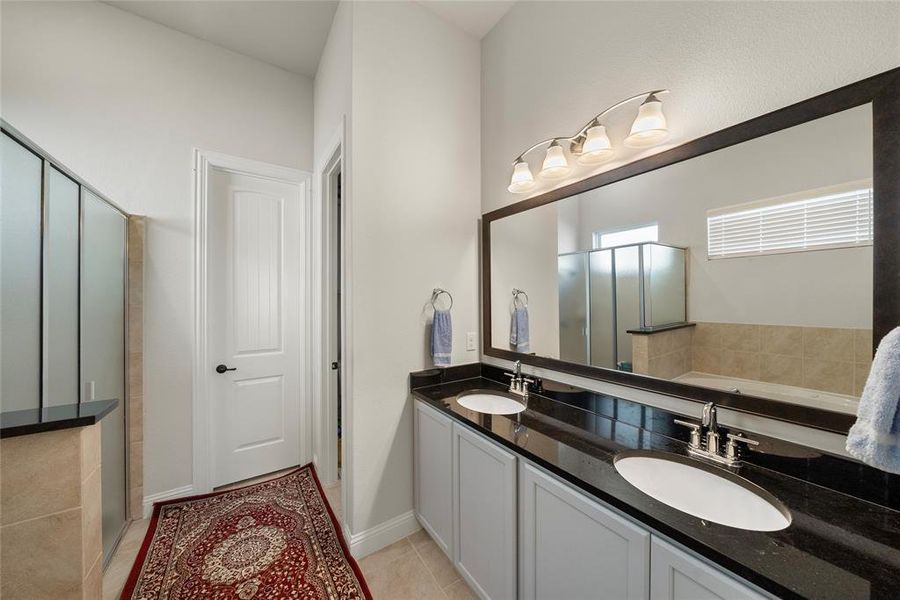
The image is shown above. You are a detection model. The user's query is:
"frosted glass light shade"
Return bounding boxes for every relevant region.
[508,159,536,193]
[577,125,614,165]
[625,95,669,148]
[540,141,570,179]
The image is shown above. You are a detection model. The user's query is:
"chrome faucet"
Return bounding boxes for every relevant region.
[505,360,534,399]
[702,402,720,455]
[675,402,758,466]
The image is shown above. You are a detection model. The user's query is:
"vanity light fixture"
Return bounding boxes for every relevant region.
[507,158,536,193]
[540,140,570,179]
[578,123,614,165]
[507,89,670,193]
[624,93,669,148]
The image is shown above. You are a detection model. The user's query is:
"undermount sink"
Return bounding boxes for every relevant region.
[456,390,526,415]
[614,450,791,532]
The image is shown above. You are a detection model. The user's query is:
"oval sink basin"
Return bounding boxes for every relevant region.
[614,451,791,531]
[456,391,526,415]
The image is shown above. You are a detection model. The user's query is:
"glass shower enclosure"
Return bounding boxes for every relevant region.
[559,242,687,370]
[1,126,129,564]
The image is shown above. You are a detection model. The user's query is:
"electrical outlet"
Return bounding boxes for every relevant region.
[466,332,478,351]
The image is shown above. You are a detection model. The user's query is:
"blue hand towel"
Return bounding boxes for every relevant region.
[431,309,452,367]
[846,326,900,474]
[509,306,530,353]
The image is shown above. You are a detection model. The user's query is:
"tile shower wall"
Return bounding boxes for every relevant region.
[631,327,693,379]
[0,425,103,598]
[691,323,873,396]
[127,216,145,519]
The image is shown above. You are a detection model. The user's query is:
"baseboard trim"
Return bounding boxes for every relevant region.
[347,510,420,559]
[142,485,194,518]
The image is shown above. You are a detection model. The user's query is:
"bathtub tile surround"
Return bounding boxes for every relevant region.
[691,323,873,396]
[631,322,872,398]
[410,363,900,599]
[0,423,107,598]
[127,215,145,519]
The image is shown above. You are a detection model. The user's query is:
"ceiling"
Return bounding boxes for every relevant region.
[105,1,339,78]
[417,1,516,40]
[105,1,516,78]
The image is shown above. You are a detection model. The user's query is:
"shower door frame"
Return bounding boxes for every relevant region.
[1,120,132,564]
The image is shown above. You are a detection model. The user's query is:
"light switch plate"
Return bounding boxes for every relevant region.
[466,332,478,351]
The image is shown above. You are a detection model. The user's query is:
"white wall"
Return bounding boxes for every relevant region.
[314,1,352,163]
[347,1,481,534]
[482,1,900,214]
[1,1,314,496]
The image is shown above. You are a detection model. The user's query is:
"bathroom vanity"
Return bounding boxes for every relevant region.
[410,364,900,600]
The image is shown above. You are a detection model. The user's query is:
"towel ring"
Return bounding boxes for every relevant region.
[431,288,453,310]
[512,288,528,308]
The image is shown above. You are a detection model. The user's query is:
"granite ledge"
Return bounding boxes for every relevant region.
[0,399,119,438]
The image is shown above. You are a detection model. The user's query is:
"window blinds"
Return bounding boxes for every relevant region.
[707,181,873,259]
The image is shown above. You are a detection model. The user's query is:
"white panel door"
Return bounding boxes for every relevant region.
[414,400,454,557]
[650,537,768,600]
[453,423,517,600]
[209,167,303,487]
[520,462,650,600]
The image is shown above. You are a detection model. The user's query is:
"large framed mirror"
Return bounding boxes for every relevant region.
[483,68,900,434]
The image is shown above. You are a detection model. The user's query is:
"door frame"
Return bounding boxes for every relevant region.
[311,119,354,536]
[192,148,311,494]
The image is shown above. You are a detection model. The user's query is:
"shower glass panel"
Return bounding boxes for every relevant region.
[558,253,589,363]
[82,190,127,562]
[589,250,616,369]
[643,244,686,327]
[613,246,641,369]
[1,133,42,412]
[45,167,81,406]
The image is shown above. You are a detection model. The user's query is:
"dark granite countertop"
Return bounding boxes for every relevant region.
[0,399,119,438]
[410,365,900,600]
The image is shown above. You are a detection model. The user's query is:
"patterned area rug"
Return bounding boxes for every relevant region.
[122,465,371,599]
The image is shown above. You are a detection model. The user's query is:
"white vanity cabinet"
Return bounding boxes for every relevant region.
[453,421,518,600]
[519,462,650,600]
[413,400,454,555]
[412,399,770,600]
[650,537,768,600]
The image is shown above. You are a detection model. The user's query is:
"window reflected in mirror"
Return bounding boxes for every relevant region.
[491,104,873,416]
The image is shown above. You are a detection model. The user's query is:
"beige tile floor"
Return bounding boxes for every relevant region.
[103,468,474,599]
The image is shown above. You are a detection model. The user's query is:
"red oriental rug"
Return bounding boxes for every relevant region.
[121,464,371,600]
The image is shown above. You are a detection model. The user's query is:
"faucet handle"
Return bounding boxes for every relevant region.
[725,432,759,462]
[674,419,702,449]
[726,432,759,446]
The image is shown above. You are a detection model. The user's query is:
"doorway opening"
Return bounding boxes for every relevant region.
[315,133,348,527]
[331,168,343,481]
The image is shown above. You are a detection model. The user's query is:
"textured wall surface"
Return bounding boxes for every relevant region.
[482,1,900,213]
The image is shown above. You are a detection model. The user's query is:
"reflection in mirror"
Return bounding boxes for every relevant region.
[491,104,873,415]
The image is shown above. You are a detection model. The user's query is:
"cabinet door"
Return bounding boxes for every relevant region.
[650,537,768,600]
[520,462,650,600]
[453,423,517,600]
[414,400,454,556]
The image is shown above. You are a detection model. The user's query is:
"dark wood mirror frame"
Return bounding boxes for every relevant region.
[482,67,900,434]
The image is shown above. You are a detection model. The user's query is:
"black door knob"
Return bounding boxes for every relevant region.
[216,364,237,374]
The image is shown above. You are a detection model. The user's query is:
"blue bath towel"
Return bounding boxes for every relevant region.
[846,327,900,474]
[431,309,452,367]
[510,306,530,353]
